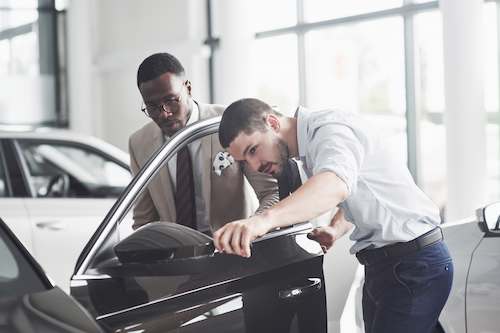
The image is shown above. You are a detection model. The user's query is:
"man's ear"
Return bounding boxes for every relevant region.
[185,80,192,95]
[266,114,280,132]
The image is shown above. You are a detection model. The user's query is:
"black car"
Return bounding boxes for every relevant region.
[70,117,328,333]
[0,217,104,333]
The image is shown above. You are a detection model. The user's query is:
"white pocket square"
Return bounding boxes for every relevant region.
[212,151,235,176]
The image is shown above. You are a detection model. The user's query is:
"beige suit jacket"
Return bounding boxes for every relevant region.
[129,102,279,232]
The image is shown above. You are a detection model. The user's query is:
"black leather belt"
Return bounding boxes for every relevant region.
[355,227,443,265]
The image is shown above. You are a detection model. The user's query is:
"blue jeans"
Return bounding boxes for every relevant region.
[362,241,453,333]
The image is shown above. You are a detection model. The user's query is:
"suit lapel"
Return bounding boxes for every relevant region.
[198,103,215,223]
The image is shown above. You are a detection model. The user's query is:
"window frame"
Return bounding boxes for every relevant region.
[253,1,440,184]
[0,4,68,127]
[239,0,500,208]
[246,0,500,196]
[1,139,30,197]
[0,140,13,197]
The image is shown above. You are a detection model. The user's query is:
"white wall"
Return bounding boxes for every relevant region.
[212,0,256,104]
[66,0,209,151]
[440,0,487,220]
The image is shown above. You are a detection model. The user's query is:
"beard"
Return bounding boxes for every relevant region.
[158,106,191,137]
[273,138,290,178]
[160,119,183,136]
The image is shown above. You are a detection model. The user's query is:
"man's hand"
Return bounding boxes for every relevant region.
[307,208,353,253]
[307,225,340,253]
[213,215,271,258]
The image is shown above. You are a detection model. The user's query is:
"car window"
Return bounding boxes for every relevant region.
[17,140,131,198]
[83,123,221,271]
[84,121,268,273]
[0,224,47,297]
[129,135,216,234]
[0,238,18,279]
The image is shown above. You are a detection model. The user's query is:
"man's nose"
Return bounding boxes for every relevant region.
[159,105,173,118]
[247,158,260,172]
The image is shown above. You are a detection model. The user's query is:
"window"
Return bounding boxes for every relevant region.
[18,141,130,198]
[413,10,446,210]
[251,0,297,31]
[0,2,66,126]
[0,224,46,298]
[303,0,403,23]
[253,34,300,116]
[0,233,18,280]
[250,0,500,219]
[305,17,406,150]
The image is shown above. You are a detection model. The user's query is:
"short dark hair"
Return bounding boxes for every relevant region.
[136,52,185,87]
[219,98,280,148]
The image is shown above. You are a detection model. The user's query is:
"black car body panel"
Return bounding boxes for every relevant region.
[72,224,326,332]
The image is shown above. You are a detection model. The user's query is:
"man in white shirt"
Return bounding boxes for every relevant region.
[129,54,279,233]
[214,98,453,333]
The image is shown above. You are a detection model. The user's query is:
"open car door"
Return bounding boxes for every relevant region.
[71,117,327,333]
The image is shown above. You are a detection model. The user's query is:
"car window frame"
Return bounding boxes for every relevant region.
[0,140,13,197]
[1,139,30,197]
[12,138,130,199]
[75,118,222,275]
[74,117,313,277]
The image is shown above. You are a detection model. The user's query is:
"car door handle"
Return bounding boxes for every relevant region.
[278,278,322,300]
[36,220,67,231]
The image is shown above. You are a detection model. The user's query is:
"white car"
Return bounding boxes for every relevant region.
[342,202,500,333]
[0,128,131,292]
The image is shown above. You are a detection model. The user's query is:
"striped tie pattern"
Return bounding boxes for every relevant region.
[175,146,196,229]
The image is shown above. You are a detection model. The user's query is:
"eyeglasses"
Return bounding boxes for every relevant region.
[141,95,182,118]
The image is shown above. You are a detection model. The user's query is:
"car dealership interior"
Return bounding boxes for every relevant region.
[0,1,499,333]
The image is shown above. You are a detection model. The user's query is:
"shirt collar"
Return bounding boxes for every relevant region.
[187,99,200,125]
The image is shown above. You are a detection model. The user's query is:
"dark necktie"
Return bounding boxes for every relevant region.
[278,159,302,200]
[175,146,196,229]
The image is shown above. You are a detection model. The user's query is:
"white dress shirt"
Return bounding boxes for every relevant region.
[165,101,210,233]
[296,107,440,253]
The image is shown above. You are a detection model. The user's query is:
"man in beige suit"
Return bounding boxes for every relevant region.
[129,53,278,233]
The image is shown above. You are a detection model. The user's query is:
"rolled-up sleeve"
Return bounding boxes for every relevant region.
[307,123,365,195]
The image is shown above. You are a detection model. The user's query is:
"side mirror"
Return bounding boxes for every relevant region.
[477,202,500,234]
[114,222,214,264]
